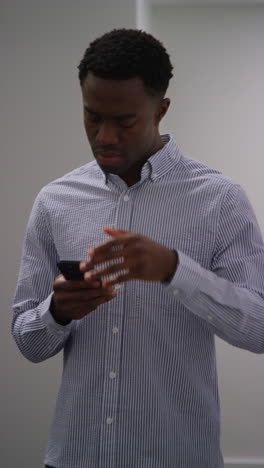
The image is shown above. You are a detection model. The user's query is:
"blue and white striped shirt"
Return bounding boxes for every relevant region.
[12,135,264,468]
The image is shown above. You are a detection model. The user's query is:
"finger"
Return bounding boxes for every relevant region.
[88,238,122,257]
[84,263,129,281]
[103,227,129,235]
[63,288,116,306]
[95,289,118,304]
[88,235,136,259]
[54,277,101,291]
[58,292,101,307]
[55,274,66,283]
[75,290,117,313]
[80,261,97,271]
[88,239,123,259]
[103,272,131,288]
[81,254,124,272]
[94,291,118,305]
[81,249,126,271]
[69,291,118,320]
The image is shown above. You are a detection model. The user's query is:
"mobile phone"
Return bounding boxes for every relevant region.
[57,260,102,284]
[57,260,85,280]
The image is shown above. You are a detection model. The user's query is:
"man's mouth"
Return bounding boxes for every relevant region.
[96,151,123,165]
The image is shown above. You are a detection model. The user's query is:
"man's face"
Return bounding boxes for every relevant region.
[81,73,169,183]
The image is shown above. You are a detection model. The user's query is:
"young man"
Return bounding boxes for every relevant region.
[12,29,264,468]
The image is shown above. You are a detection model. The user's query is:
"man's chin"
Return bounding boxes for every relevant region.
[94,153,133,178]
[97,162,125,175]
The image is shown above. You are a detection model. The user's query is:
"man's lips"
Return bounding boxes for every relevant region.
[96,151,123,164]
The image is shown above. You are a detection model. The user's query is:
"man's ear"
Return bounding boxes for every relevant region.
[155,98,170,125]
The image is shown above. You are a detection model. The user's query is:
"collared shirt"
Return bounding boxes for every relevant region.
[12,135,264,468]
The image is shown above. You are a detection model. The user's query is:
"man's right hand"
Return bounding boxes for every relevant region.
[50,275,118,325]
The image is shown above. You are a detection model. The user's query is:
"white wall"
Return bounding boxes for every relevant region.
[152,5,264,465]
[137,0,152,30]
[1,1,137,466]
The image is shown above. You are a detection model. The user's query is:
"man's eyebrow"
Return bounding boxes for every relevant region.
[114,114,137,120]
[84,106,136,119]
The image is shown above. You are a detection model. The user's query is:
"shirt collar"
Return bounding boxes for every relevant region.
[147,134,182,182]
[96,134,182,185]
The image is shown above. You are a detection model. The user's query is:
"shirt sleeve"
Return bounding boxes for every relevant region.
[165,184,264,353]
[11,191,73,363]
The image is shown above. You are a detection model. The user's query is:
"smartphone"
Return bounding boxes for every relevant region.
[57,260,102,284]
[57,260,85,280]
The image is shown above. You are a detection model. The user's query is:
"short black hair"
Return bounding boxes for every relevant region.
[78,28,173,96]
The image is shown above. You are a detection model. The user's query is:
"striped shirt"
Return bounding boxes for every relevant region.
[12,135,264,468]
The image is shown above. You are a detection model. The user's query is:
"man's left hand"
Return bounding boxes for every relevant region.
[80,227,178,288]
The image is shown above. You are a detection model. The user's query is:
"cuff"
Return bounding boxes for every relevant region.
[40,293,73,336]
[163,250,203,299]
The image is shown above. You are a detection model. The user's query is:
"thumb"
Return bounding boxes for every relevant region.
[103,226,128,236]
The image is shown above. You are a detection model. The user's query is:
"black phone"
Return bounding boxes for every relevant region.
[57,260,102,284]
[57,260,84,280]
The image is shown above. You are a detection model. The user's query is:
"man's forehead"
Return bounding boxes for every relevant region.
[81,74,153,115]
[83,104,137,119]
[82,73,148,98]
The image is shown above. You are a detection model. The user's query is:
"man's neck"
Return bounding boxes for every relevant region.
[122,138,165,187]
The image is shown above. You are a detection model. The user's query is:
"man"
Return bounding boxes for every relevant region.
[12,29,264,468]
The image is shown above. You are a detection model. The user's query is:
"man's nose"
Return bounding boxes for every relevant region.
[95,121,119,146]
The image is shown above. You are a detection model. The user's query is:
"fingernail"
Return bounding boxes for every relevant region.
[84,272,91,279]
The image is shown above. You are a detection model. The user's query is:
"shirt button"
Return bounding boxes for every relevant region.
[173,289,179,296]
[123,195,129,201]
[57,330,64,335]
[112,327,119,334]
[109,371,117,379]
[152,173,158,179]
[106,417,113,425]
[208,315,213,321]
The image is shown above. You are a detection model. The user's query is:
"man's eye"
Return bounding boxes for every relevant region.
[88,116,100,123]
[119,120,136,129]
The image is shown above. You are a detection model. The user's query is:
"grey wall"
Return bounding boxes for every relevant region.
[152,5,264,466]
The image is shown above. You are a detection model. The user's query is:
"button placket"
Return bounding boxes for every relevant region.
[99,313,123,467]
[99,187,133,467]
